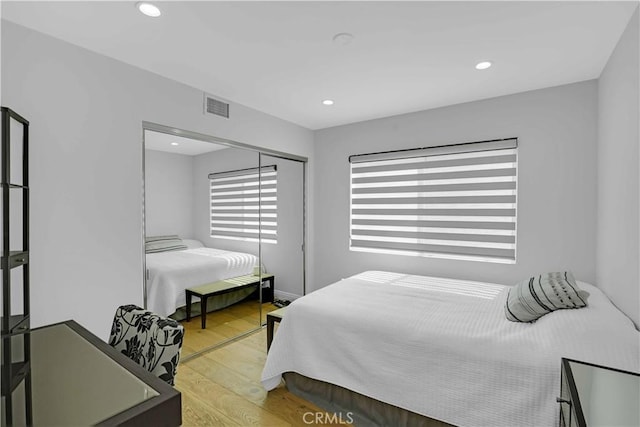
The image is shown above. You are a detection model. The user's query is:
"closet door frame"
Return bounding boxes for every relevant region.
[140,121,307,327]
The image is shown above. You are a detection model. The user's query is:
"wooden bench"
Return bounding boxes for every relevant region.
[266,307,287,351]
[185,274,275,329]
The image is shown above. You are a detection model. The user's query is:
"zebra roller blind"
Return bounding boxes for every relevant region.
[349,138,517,263]
[209,165,277,244]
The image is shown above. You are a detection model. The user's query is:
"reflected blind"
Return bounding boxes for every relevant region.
[209,165,277,244]
[349,138,517,263]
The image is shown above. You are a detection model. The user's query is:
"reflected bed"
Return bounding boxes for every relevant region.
[146,246,257,317]
[262,271,639,426]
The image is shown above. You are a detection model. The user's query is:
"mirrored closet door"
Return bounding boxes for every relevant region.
[142,126,307,359]
[144,130,262,358]
[258,153,305,325]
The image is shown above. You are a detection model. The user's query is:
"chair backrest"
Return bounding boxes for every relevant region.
[109,305,184,386]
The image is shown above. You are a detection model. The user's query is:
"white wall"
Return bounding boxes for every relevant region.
[597,7,639,328]
[193,148,305,298]
[0,21,314,339]
[144,149,194,238]
[313,81,598,290]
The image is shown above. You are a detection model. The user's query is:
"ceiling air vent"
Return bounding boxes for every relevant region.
[204,94,230,119]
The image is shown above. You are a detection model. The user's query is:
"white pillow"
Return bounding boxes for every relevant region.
[182,239,204,249]
[505,271,589,322]
[145,235,187,253]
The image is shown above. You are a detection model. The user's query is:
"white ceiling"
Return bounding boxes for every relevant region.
[2,1,637,130]
[144,130,228,156]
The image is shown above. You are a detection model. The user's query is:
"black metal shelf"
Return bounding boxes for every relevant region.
[1,314,30,336]
[1,106,32,425]
[0,107,29,126]
[1,250,28,256]
[1,360,30,395]
[0,251,29,269]
[0,183,28,189]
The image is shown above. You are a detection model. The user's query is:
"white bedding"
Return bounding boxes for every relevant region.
[261,271,639,427]
[146,247,257,317]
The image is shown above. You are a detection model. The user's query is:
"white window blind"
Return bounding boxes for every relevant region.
[349,138,517,263]
[209,165,277,244]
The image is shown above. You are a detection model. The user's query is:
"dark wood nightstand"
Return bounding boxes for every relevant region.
[559,358,639,427]
[266,307,286,351]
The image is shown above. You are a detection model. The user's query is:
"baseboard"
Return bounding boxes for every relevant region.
[274,290,302,301]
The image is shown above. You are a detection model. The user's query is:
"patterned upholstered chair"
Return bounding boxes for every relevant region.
[109,305,185,386]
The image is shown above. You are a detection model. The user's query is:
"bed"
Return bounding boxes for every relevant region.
[261,271,640,427]
[146,241,258,317]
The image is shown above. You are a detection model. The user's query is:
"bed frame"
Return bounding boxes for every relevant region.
[283,372,453,427]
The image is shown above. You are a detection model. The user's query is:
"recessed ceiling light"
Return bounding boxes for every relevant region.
[322,100,334,106]
[136,2,161,18]
[171,142,179,146]
[475,61,492,70]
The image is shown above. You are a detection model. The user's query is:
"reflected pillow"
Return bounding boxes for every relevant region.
[145,235,188,253]
[182,239,204,249]
[505,271,590,322]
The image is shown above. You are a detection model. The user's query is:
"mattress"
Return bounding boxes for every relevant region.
[261,271,639,427]
[146,247,257,317]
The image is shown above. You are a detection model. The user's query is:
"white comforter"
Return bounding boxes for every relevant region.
[146,248,257,317]
[262,271,639,427]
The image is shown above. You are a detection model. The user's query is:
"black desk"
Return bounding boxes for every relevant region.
[3,320,181,426]
[559,358,639,427]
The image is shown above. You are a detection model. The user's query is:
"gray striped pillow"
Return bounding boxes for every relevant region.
[505,271,589,322]
[145,235,188,253]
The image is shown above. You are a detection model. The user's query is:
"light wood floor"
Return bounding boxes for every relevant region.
[180,300,278,357]
[175,327,345,426]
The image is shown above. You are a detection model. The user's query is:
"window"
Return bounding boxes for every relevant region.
[349,138,517,263]
[209,165,277,244]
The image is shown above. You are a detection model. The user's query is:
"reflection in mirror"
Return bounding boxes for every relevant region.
[259,153,305,325]
[144,130,261,358]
